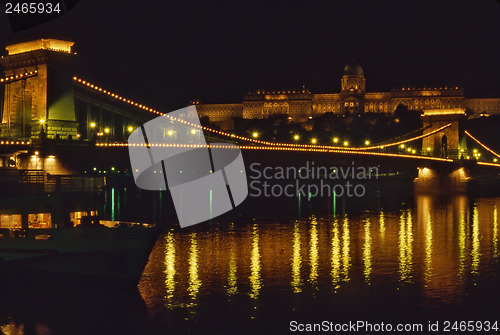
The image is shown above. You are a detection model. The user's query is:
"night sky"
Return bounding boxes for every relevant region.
[1,0,499,112]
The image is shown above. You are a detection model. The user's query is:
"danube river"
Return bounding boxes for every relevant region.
[0,187,499,334]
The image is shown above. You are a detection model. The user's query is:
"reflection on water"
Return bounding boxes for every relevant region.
[330,219,341,289]
[3,192,500,334]
[188,233,201,301]
[249,225,261,299]
[139,194,500,332]
[363,218,372,283]
[164,232,176,301]
[308,218,318,286]
[291,220,302,293]
[398,210,413,282]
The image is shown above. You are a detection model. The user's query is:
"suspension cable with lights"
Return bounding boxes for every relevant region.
[465,130,500,159]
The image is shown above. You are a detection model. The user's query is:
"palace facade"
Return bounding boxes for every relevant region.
[195,60,500,130]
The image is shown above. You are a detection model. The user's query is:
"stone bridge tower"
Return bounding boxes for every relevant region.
[416,108,470,192]
[421,108,467,158]
[0,39,78,140]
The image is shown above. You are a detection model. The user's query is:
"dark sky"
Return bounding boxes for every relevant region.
[1,0,499,111]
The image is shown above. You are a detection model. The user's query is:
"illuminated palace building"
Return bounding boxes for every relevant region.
[196,60,500,130]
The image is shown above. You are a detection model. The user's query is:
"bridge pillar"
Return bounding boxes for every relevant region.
[0,39,78,140]
[414,166,470,192]
[421,109,467,159]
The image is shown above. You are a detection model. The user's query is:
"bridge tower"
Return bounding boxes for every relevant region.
[0,39,78,140]
[416,108,470,192]
[421,108,467,158]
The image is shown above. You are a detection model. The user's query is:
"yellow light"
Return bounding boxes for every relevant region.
[128,126,134,132]
[365,140,370,146]
[294,135,299,140]
[191,129,197,134]
[473,149,478,153]
[34,151,39,156]
[400,144,405,149]
[311,138,317,144]
[90,122,96,128]
[333,138,339,143]
[104,128,110,134]
[412,150,416,154]
[252,132,259,138]
[343,141,349,146]
[168,131,173,136]
[494,158,498,163]
[426,147,431,151]
[407,148,412,152]
[40,119,45,124]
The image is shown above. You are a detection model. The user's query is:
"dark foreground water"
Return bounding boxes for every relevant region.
[1,190,499,334]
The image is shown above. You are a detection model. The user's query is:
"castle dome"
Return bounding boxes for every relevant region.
[343,60,364,76]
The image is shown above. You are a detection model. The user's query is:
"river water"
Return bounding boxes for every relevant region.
[1,189,499,334]
[138,193,500,334]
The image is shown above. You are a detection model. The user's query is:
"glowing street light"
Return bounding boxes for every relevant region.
[365,140,370,146]
[168,131,173,136]
[252,132,259,138]
[343,141,349,146]
[104,128,110,134]
[191,129,197,134]
[311,138,317,144]
[90,122,96,128]
[293,135,300,141]
[40,119,45,124]
[333,137,339,144]
[128,126,134,132]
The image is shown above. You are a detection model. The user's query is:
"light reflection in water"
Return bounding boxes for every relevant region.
[421,197,433,285]
[308,217,319,285]
[341,216,351,282]
[379,211,385,241]
[399,210,413,282]
[111,187,115,221]
[249,224,262,299]
[188,233,201,300]
[0,322,24,335]
[291,220,302,293]
[424,211,433,284]
[331,219,341,290]
[494,205,498,260]
[458,198,467,278]
[164,232,176,302]
[137,195,500,315]
[471,206,481,274]
[363,218,372,284]
[227,224,238,296]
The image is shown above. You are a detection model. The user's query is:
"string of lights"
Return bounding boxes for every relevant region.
[0,70,38,83]
[0,140,30,145]
[95,142,455,163]
[74,76,448,152]
[465,131,500,159]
